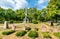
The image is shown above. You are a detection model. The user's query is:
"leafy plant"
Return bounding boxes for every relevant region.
[42,32,51,38]
[9,20,14,23]
[25,26,31,31]
[54,32,60,37]
[2,30,15,35]
[16,30,26,37]
[28,30,38,38]
[32,20,38,24]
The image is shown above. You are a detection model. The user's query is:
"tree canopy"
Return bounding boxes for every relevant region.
[0,0,60,23]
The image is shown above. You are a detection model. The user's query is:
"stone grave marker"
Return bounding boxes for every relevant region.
[21,26,26,30]
[53,26,58,32]
[11,24,16,30]
[42,26,47,32]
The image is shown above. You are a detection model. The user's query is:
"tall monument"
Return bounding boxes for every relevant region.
[23,8,29,23]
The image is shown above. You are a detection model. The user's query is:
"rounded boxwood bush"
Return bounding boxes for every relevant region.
[25,26,31,31]
[42,32,51,38]
[54,32,60,37]
[16,30,26,37]
[28,30,38,38]
[2,30,15,35]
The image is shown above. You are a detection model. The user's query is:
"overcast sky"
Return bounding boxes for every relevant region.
[0,0,49,10]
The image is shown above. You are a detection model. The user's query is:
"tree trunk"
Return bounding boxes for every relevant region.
[56,18,57,23]
[51,21,53,26]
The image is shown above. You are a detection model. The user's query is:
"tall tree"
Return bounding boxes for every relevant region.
[47,0,60,22]
[15,9,25,21]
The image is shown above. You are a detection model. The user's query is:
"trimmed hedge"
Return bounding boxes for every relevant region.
[25,26,31,31]
[28,30,38,38]
[2,30,15,35]
[16,30,26,37]
[54,32,60,37]
[9,20,14,23]
[32,20,38,24]
[42,32,51,38]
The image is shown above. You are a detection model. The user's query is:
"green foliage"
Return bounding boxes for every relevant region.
[2,30,15,35]
[0,2,60,22]
[9,20,14,23]
[16,30,26,37]
[47,0,60,21]
[32,20,38,24]
[0,21,4,24]
[25,26,31,31]
[16,9,25,21]
[42,32,51,38]
[54,32,60,37]
[28,30,38,38]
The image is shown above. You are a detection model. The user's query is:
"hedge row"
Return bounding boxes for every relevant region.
[2,29,60,38]
[2,30,15,35]
[16,30,26,37]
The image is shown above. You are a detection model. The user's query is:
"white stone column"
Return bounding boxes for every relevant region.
[4,21,9,29]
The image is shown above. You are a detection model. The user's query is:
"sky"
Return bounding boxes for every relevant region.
[0,0,49,10]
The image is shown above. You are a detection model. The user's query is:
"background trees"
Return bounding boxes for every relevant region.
[15,9,25,21]
[0,0,60,23]
[47,0,60,22]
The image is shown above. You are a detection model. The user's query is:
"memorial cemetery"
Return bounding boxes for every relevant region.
[0,0,60,39]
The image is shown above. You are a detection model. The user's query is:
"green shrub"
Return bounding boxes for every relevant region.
[9,20,14,23]
[2,30,15,35]
[42,32,51,38]
[25,26,31,31]
[0,21,4,24]
[32,20,38,24]
[28,30,38,38]
[16,30,26,37]
[14,21,22,23]
[54,32,60,37]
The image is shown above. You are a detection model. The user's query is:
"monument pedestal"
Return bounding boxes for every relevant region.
[23,19,29,24]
